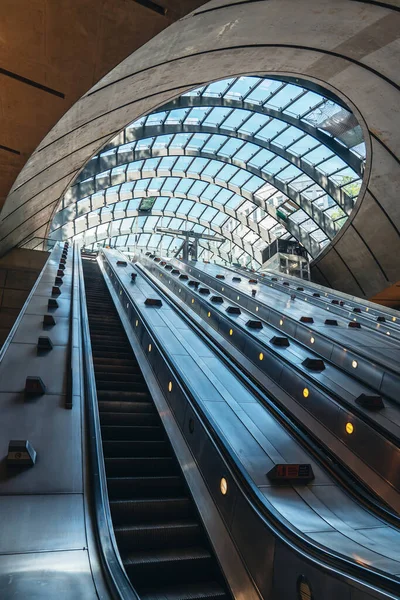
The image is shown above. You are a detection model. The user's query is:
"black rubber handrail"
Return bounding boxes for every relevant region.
[77,251,140,600]
[102,254,399,598]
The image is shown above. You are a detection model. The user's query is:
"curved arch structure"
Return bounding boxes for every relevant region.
[1,0,399,298]
[49,81,364,264]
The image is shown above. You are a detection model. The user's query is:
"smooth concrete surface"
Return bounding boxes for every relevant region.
[0,0,206,210]
[0,248,48,345]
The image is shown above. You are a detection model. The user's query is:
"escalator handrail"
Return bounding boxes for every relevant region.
[102,251,399,599]
[77,251,140,600]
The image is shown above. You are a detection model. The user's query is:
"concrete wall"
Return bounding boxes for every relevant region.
[1,0,399,300]
[0,248,48,345]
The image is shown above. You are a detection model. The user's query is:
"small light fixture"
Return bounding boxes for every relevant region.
[237,296,240,300]
[393,317,396,322]
[303,388,309,398]
[279,319,283,326]
[366,307,369,312]
[346,422,354,435]
[222,287,224,291]
[191,298,195,304]
[310,337,315,344]
[135,320,139,327]
[255,306,259,312]
[259,352,264,361]
[168,381,172,392]
[148,343,152,352]
[179,288,181,293]
[207,311,211,317]
[352,360,358,369]
[220,477,228,495]
[386,331,390,336]
[229,329,233,336]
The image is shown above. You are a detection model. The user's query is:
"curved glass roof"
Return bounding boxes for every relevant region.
[49,76,366,267]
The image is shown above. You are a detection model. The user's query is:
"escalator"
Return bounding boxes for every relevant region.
[82,256,231,600]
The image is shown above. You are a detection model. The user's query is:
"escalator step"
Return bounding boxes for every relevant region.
[107,475,185,499]
[103,440,169,458]
[98,390,151,402]
[101,425,164,441]
[140,580,228,600]
[96,372,145,383]
[122,547,215,587]
[100,412,158,426]
[92,350,133,359]
[98,400,154,413]
[93,357,138,367]
[105,456,177,477]
[114,520,203,551]
[110,497,193,525]
[96,381,148,392]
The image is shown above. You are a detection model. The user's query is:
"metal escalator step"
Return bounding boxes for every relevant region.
[92,350,133,359]
[107,475,185,499]
[100,412,159,426]
[93,356,137,365]
[103,440,170,458]
[90,338,131,348]
[96,380,148,392]
[98,400,154,413]
[94,363,140,373]
[101,425,164,441]
[96,372,144,383]
[105,456,177,477]
[140,580,228,600]
[92,348,132,360]
[110,497,193,525]
[122,547,214,587]
[90,334,129,342]
[114,520,203,551]
[97,390,151,402]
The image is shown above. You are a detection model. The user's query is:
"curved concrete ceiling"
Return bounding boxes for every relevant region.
[1,0,399,299]
[0,0,206,209]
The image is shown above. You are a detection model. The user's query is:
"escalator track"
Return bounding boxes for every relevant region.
[82,256,231,600]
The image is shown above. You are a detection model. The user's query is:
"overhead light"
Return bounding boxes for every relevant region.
[346,422,354,435]
[259,352,264,361]
[303,388,309,398]
[168,381,172,392]
[148,343,152,352]
[310,337,315,344]
[229,329,233,336]
[352,360,358,368]
[279,319,283,326]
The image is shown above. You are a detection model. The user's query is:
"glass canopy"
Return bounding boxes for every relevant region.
[49,75,365,267]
